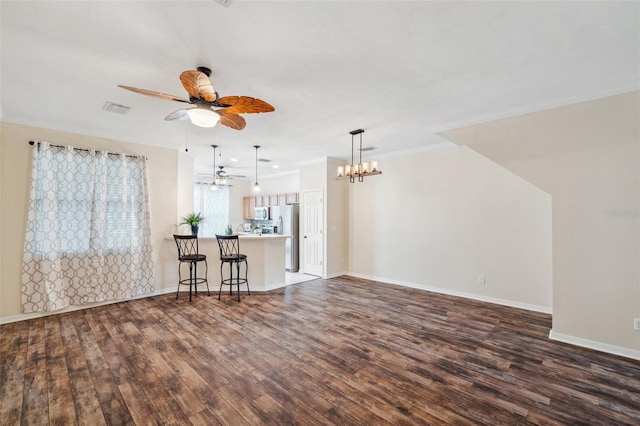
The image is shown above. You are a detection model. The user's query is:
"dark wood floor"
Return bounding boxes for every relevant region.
[1,276,640,425]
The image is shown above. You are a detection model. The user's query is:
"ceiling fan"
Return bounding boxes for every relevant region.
[118,66,274,130]
[201,166,242,188]
[216,166,245,180]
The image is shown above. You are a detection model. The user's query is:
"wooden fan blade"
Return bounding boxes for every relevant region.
[180,70,216,103]
[164,109,190,121]
[118,85,191,103]
[217,96,275,114]
[217,109,246,130]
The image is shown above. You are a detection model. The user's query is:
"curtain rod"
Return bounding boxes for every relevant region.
[28,141,146,160]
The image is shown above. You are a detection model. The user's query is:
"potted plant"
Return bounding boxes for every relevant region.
[180,213,205,235]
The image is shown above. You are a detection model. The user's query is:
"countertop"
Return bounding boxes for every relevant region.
[237,234,291,240]
[165,234,291,241]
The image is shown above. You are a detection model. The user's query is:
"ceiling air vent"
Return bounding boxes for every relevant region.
[258,158,271,163]
[103,102,131,115]
[360,146,376,152]
[214,0,233,7]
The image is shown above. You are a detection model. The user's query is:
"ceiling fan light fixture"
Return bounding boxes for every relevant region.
[187,107,220,128]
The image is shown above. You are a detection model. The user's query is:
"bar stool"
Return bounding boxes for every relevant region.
[173,234,209,302]
[215,234,250,301]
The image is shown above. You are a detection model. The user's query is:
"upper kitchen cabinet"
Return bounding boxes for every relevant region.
[243,197,256,220]
[269,194,285,207]
[244,192,299,219]
[285,192,299,204]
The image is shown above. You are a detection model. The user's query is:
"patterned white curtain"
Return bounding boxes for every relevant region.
[194,182,229,236]
[22,142,155,313]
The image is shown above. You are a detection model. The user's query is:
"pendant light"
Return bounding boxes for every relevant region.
[336,129,381,182]
[210,144,219,191]
[253,145,261,193]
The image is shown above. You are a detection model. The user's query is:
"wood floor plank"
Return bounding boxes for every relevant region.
[58,314,107,426]
[2,276,640,425]
[44,316,77,425]
[100,312,189,425]
[118,382,163,426]
[21,317,49,425]
[0,321,29,426]
[80,308,136,425]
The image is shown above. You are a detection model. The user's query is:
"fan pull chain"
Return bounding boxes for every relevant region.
[184,121,189,152]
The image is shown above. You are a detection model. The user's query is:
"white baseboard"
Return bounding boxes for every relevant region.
[6,274,639,361]
[347,273,640,361]
[324,270,348,279]
[549,330,640,361]
[0,278,314,324]
[0,286,178,325]
[263,282,288,291]
[346,272,552,314]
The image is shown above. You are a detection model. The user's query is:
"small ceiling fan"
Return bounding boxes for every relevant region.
[216,166,245,180]
[118,67,274,130]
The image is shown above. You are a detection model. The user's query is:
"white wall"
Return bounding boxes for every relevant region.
[229,180,251,228]
[175,150,195,235]
[257,171,300,195]
[299,160,326,193]
[326,158,349,277]
[348,145,553,312]
[445,91,640,355]
[0,122,179,321]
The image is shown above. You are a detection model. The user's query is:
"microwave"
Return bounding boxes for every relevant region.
[254,207,269,220]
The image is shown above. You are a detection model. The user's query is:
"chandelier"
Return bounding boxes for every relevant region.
[336,129,381,182]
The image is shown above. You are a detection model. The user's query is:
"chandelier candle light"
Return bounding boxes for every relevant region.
[336,129,381,183]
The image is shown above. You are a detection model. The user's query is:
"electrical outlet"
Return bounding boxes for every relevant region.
[478,275,485,285]
[634,318,640,331]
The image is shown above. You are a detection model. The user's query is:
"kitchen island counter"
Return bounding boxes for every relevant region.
[166,234,291,292]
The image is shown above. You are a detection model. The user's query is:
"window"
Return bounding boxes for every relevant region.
[31,147,148,254]
[194,182,229,236]
[22,142,155,314]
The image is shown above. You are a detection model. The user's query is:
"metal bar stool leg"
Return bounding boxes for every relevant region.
[176,262,181,299]
[204,261,210,296]
[244,260,250,295]
[194,262,198,296]
[236,261,241,301]
[189,262,193,302]
[218,262,224,300]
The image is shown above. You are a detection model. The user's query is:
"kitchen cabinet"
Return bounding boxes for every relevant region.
[285,192,299,204]
[244,192,298,219]
[269,194,281,207]
[243,197,256,220]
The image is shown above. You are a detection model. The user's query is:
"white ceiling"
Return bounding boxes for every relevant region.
[2,1,638,178]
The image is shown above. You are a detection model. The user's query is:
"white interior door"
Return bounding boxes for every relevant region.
[302,189,323,277]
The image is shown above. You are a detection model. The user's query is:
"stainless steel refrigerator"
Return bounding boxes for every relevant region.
[272,204,299,272]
